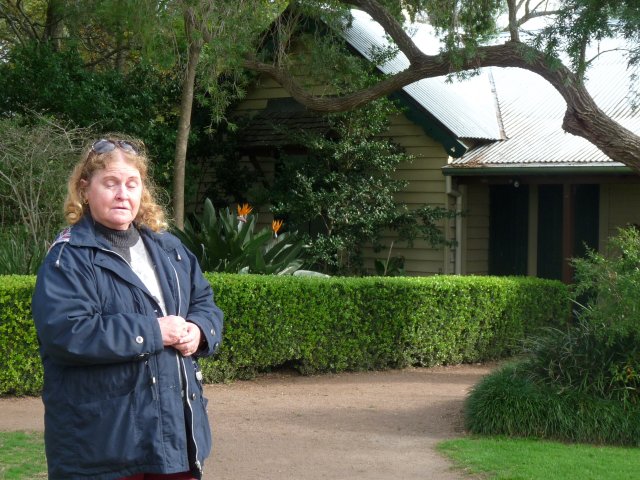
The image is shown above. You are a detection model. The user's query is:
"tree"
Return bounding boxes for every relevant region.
[268,100,412,274]
[0,115,87,273]
[243,0,640,172]
[4,0,639,220]
[0,41,183,192]
[267,100,456,275]
[147,0,286,228]
[0,0,286,228]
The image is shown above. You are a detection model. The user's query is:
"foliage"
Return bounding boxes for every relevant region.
[266,98,456,275]
[572,226,640,344]
[0,227,46,275]
[0,116,87,272]
[424,0,505,67]
[465,363,640,446]
[246,14,460,275]
[172,198,307,275]
[537,0,640,75]
[0,272,567,393]
[374,241,406,276]
[465,227,640,445]
[0,275,41,396]
[521,319,640,408]
[3,0,640,193]
[515,227,640,408]
[0,42,182,190]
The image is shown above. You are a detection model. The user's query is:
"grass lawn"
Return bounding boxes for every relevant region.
[0,431,47,479]
[3,430,640,480]
[438,436,640,480]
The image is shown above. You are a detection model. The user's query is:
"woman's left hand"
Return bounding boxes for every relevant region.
[174,322,202,357]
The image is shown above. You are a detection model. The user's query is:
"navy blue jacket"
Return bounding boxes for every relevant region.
[32,216,224,480]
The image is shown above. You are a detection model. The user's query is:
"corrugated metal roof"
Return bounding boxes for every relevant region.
[448,59,639,171]
[343,10,502,141]
[341,10,639,172]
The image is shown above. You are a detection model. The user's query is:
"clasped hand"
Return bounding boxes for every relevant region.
[158,315,201,357]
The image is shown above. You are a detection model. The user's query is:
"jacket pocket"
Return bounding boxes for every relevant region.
[70,390,140,468]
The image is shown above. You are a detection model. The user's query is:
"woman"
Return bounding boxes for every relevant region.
[32,137,224,480]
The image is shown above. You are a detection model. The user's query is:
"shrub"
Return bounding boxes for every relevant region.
[466,363,640,446]
[522,227,640,407]
[0,117,87,274]
[572,226,640,344]
[266,98,457,276]
[199,274,567,382]
[0,274,568,394]
[0,227,46,275]
[465,227,640,445]
[521,320,640,408]
[0,275,41,395]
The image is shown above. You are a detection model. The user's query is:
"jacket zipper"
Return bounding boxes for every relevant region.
[102,245,201,474]
[168,253,202,474]
[98,246,132,268]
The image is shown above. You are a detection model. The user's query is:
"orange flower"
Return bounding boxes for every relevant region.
[272,219,284,237]
[237,203,253,223]
[237,203,253,217]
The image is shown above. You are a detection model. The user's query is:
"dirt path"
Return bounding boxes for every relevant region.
[0,364,495,479]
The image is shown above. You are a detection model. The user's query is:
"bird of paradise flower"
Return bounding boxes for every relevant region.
[272,219,284,238]
[237,203,253,224]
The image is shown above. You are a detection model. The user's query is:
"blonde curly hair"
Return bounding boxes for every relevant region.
[64,136,168,232]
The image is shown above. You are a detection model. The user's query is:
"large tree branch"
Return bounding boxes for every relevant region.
[340,0,424,63]
[244,37,640,171]
[246,42,571,112]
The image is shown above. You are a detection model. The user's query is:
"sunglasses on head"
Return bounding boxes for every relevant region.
[91,139,140,155]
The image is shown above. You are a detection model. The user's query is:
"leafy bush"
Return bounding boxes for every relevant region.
[196,275,568,382]
[173,198,308,274]
[266,99,457,276]
[521,319,640,408]
[466,363,640,446]
[0,43,182,188]
[522,227,640,407]
[465,227,640,444]
[572,226,640,344]
[0,116,86,273]
[0,227,46,275]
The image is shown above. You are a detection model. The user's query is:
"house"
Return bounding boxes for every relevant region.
[232,10,640,281]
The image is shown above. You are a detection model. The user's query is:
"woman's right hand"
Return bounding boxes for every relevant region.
[157,315,188,346]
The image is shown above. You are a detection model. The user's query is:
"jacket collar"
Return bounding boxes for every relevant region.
[58,215,180,252]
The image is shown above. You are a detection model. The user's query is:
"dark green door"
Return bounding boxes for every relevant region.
[537,184,599,281]
[489,185,529,275]
[537,185,563,280]
[573,184,599,259]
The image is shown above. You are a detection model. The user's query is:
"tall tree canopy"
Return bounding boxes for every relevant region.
[2,0,639,224]
[1,0,285,226]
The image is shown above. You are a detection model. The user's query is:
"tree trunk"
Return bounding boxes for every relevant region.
[44,0,64,49]
[172,40,201,229]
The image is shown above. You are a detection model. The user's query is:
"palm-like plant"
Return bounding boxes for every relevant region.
[173,198,307,274]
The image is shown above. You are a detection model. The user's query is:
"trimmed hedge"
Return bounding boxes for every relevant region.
[0,275,41,396]
[0,274,568,395]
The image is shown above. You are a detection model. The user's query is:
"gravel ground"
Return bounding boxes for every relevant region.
[0,364,496,480]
